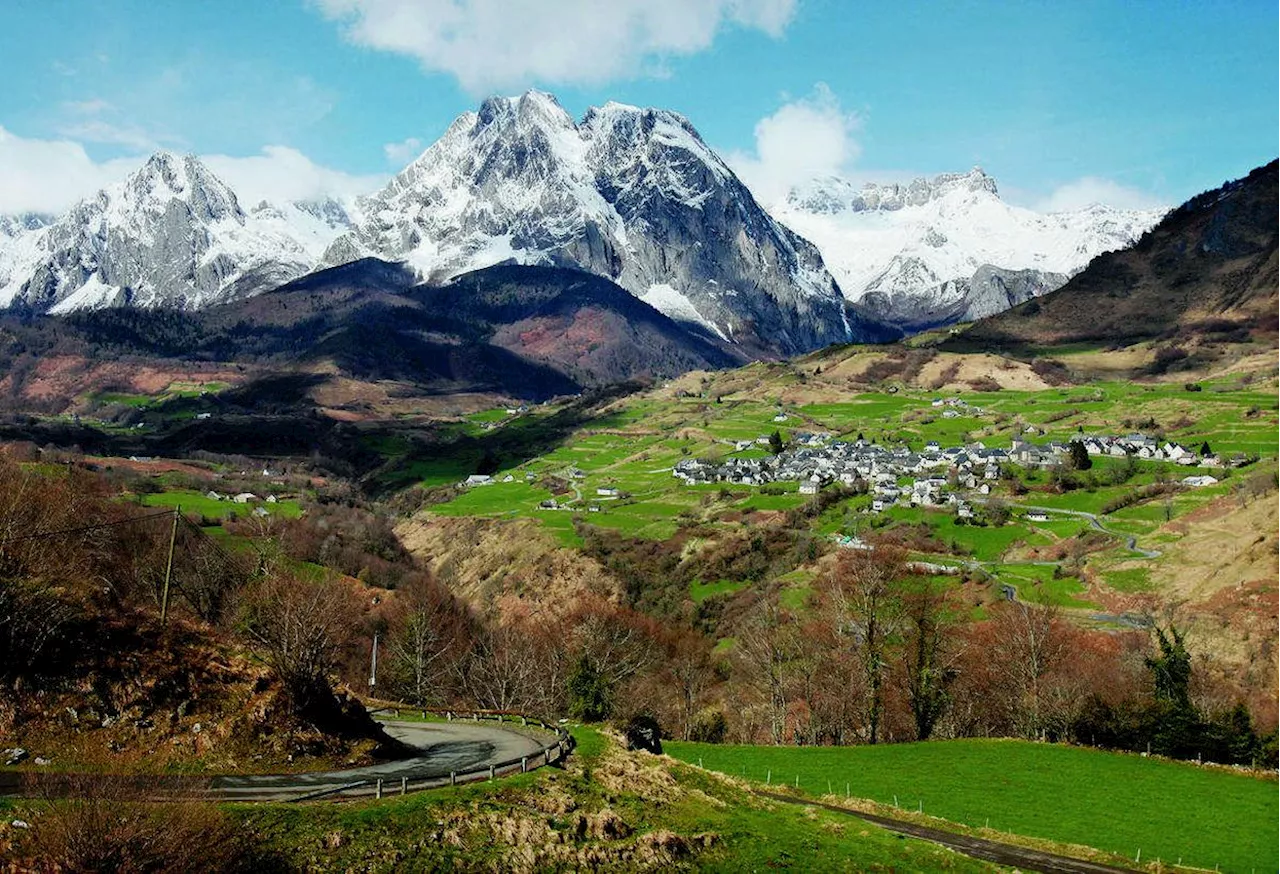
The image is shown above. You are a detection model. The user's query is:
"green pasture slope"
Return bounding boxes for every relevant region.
[427,379,1278,545]
[667,739,1278,873]
[140,489,303,519]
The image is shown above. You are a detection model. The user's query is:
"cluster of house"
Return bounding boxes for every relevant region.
[673,430,1225,514]
[1069,433,1222,466]
[673,434,1006,514]
[930,396,984,419]
[204,490,281,504]
[202,490,282,516]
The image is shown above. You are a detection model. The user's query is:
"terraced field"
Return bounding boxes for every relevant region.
[418,375,1276,630]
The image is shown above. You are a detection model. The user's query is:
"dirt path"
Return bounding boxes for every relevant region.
[754,790,1138,874]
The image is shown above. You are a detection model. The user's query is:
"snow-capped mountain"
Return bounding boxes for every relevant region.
[324,90,857,355]
[772,169,1166,329]
[0,153,352,314]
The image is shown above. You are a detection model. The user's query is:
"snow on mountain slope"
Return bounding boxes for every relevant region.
[324,90,857,355]
[0,213,51,302]
[0,154,352,314]
[772,169,1165,328]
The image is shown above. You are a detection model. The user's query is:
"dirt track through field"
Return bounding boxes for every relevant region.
[754,790,1138,874]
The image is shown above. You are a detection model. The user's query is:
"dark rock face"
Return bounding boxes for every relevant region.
[862,265,1068,331]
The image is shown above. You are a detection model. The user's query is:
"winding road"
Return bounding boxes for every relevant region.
[0,718,562,803]
[213,719,555,801]
[1013,503,1162,558]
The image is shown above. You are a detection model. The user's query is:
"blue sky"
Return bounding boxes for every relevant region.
[0,0,1275,213]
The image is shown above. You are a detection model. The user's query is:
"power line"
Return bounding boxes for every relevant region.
[0,508,176,547]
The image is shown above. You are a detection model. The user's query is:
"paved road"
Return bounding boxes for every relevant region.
[1,719,558,803]
[755,791,1138,874]
[213,719,552,801]
[1014,503,1162,558]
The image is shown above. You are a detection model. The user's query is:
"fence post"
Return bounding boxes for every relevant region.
[488,764,495,780]
[450,771,456,786]
[400,777,407,795]
[376,779,383,799]
[521,757,527,773]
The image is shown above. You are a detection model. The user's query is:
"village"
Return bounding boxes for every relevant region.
[671,426,1228,518]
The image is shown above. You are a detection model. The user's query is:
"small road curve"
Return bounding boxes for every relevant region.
[754,790,1138,874]
[1,719,559,803]
[212,719,553,801]
[1013,503,1161,559]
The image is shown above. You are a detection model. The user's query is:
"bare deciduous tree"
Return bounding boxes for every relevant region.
[821,547,907,744]
[735,597,799,745]
[384,572,471,706]
[990,601,1070,739]
[901,579,959,740]
[238,573,357,715]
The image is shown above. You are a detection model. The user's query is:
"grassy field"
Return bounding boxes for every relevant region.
[413,369,1277,630]
[666,738,1279,873]
[140,489,303,519]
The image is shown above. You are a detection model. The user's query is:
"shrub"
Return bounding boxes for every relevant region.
[690,707,728,744]
[16,775,285,873]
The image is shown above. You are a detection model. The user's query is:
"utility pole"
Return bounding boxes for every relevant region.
[160,505,179,624]
[369,632,379,690]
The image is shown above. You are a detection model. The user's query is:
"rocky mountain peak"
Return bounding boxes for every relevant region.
[785,167,1000,215]
[324,91,860,355]
[122,151,244,224]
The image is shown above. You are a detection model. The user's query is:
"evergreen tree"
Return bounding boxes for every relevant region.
[567,654,612,721]
[1146,625,1192,709]
[1067,440,1092,471]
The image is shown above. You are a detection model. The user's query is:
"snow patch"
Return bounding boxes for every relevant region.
[641,283,727,341]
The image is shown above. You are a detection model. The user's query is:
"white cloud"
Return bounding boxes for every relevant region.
[56,119,162,152]
[0,130,384,216]
[62,99,114,115]
[314,0,796,93]
[201,146,386,205]
[727,84,861,205]
[1037,176,1166,213]
[0,127,137,214]
[383,136,423,165]
[54,97,172,153]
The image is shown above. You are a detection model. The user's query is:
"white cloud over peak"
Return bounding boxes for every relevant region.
[0,129,383,216]
[728,84,861,205]
[1036,176,1166,213]
[203,146,386,205]
[314,0,797,93]
[0,127,137,214]
[383,136,423,165]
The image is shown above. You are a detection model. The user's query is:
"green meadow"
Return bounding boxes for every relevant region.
[667,738,1279,873]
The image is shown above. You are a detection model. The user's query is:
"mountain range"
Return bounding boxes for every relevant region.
[0,90,1171,355]
[951,159,1278,362]
[772,169,1164,330]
